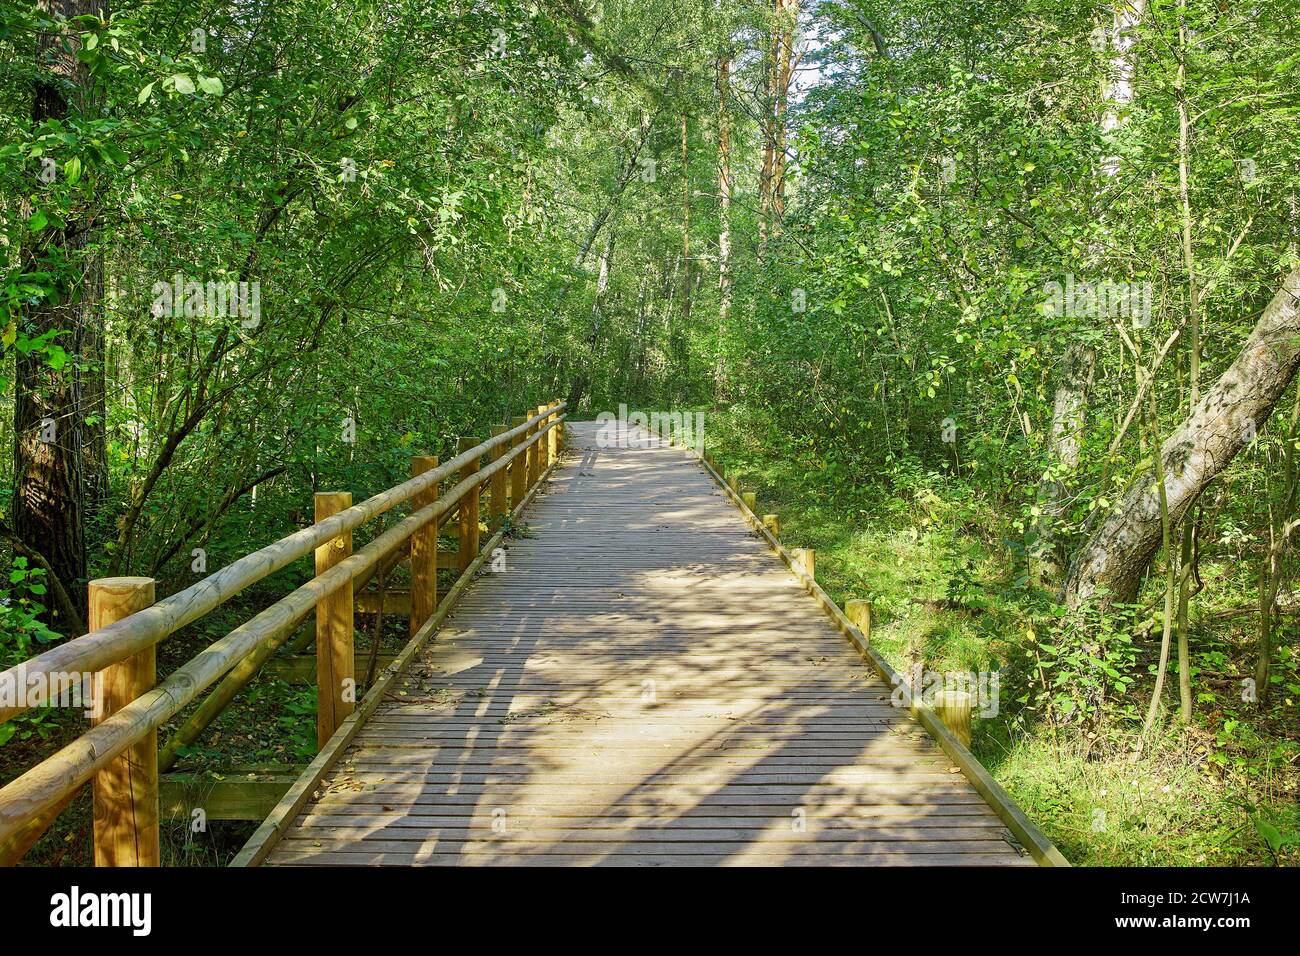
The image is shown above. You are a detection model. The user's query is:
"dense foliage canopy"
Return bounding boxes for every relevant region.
[1,0,1297,865]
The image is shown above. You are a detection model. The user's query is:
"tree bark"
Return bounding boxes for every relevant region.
[715,51,732,396]
[681,111,691,324]
[12,0,103,625]
[1099,0,1146,178]
[1044,0,1145,573]
[770,0,798,228]
[1065,267,1300,609]
[757,0,781,252]
[1036,345,1096,573]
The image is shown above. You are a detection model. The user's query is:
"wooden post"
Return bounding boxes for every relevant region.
[846,599,872,645]
[727,475,740,496]
[409,456,439,637]
[90,577,159,867]
[934,690,973,748]
[536,406,550,472]
[458,437,481,572]
[792,547,815,582]
[547,402,559,462]
[488,425,508,529]
[510,415,527,508]
[741,491,757,512]
[314,492,354,749]
[526,409,541,486]
[762,514,781,537]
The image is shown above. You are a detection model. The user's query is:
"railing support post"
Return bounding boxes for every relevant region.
[741,491,757,512]
[526,410,540,487]
[510,415,527,509]
[89,576,159,867]
[314,492,354,748]
[846,599,872,646]
[458,437,481,572]
[935,690,973,747]
[409,456,439,637]
[536,405,550,472]
[762,514,781,537]
[489,425,508,529]
[792,547,815,583]
[547,401,559,463]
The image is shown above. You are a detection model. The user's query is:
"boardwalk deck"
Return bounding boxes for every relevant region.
[263,421,1033,866]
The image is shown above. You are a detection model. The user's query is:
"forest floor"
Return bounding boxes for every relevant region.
[704,407,1300,866]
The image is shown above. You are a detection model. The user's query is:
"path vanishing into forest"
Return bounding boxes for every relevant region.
[244,422,1046,866]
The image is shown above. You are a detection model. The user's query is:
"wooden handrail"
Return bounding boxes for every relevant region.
[0,403,565,862]
[0,402,564,726]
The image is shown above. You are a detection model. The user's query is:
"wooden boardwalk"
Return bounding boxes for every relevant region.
[265,421,1033,866]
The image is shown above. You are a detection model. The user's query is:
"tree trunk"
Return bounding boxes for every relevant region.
[13,0,103,625]
[756,0,781,252]
[1099,0,1147,178]
[1043,0,1146,574]
[770,0,798,229]
[681,111,691,324]
[1065,267,1300,609]
[1036,345,1096,573]
[1173,16,1199,722]
[566,231,615,411]
[715,52,732,396]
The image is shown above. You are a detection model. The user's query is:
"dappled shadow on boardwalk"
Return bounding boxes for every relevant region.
[266,422,1028,866]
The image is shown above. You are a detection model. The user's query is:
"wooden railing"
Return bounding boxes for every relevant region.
[0,400,566,865]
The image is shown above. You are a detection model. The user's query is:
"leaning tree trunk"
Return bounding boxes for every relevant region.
[1065,267,1300,609]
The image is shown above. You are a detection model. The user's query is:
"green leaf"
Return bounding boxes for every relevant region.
[64,157,82,185]
[198,75,224,96]
[172,74,196,95]
[28,210,48,232]
[138,81,155,104]
[1254,819,1282,852]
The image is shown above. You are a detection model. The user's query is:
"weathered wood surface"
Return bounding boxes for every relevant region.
[266,421,1031,866]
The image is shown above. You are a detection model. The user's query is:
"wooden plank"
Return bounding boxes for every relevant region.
[267,850,1034,867]
[160,770,300,822]
[264,652,398,684]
